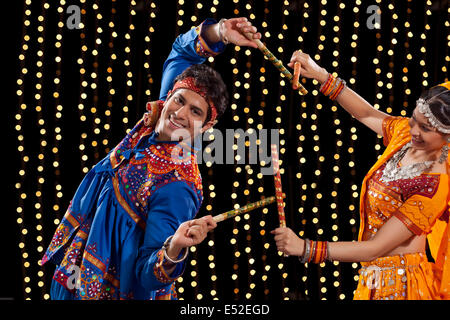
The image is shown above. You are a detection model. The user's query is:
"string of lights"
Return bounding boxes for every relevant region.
[401,0,413,115]
[229,0,244,300]
[239,1,256,301]
[76,0,90,175]
[298,0,328,300]
[255,0,271,299]
[324,0,346,300]
[142,1,156,101]
[293,0,310,300]
[201,0,220,301]
[86,1,101,163]
[420,1,432,90]
[340,0,362,300]
[42,0,66,300]
[385,1,397,128]
[441,3,449,82]
[102,0,118,155]
[15,0,33,301]
[32,0,48,300]
[275,0,290,300]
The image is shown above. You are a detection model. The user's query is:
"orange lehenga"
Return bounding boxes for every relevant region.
[353,116,450,300]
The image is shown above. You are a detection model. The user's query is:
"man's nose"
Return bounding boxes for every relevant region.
[173,105,188,119]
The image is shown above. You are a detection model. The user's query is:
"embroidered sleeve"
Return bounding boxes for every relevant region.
[159,18,225,100]
[195,19,226,57]
[382,116,408,147]
[135,181,200,290]
[393,175,449,235]
[153,249,183,284]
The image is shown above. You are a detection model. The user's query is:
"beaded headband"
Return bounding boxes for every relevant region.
[168,77,218,122]
[417,82,450,134]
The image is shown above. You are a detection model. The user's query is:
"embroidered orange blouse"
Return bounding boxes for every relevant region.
[358,116,450,298]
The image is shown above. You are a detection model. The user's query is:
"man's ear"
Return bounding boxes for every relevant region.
[200,120,218,133]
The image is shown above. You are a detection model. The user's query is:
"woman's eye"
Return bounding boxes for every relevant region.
[421,126,430,132]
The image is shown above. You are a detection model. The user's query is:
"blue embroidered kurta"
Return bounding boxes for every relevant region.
[42,19,224,300]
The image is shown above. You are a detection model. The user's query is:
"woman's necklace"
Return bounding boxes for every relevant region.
[380,142,435,182]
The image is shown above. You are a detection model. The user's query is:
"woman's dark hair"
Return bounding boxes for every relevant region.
[420,85,450,126]
[174,64,229,122]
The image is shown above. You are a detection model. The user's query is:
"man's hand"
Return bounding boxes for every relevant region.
[204,17,261,48]
[166,215,217,260]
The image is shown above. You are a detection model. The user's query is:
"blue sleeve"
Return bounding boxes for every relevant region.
[134,180,200,291]
[159,18,226,100]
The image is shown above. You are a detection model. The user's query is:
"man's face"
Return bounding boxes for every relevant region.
[155,88,212,143]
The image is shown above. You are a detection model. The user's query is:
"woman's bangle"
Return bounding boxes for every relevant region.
[299,238,311,263]
[218,18,229,44]
[320,73,346,101]
[162,235,188,264]
[299,240,330,264]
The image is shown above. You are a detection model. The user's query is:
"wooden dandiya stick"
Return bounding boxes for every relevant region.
[271,144,286,228]
[212,195,285,223]
[292,62,301,90]
[243,32,308,95]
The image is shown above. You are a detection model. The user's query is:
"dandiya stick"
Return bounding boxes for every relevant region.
[212,195,285,223]
[292,62,301,90]
[243,32,308,95]
[271,144,286,228]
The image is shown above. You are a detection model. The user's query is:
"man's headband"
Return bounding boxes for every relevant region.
[416,81,450,134]
[168,77,218,122]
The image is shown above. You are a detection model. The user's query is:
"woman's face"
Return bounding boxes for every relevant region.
[155,88,212,142]
[409,107,449,152]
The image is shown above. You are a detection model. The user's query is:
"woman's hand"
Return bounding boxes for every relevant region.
[287,51,329,84]
[166,215,217,260]
[271,227,305,256]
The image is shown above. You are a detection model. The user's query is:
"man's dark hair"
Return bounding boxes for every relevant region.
[174,64,229,122]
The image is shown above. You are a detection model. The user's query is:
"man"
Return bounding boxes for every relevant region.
[42,17,261,300]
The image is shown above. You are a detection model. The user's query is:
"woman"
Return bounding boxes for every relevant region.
[272,51,450,300]
[42,17,261,300]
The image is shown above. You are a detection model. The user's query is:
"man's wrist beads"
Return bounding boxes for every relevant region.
[319,73,346,101]
[299,239,330,264]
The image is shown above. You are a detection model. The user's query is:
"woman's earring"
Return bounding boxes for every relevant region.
[439,138,450,164]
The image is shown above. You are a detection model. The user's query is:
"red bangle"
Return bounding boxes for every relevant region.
[330,82,344,100]
[320,74,333,94]
[308,241,316,263]
[324,77,337,96]
[313,241,321,264]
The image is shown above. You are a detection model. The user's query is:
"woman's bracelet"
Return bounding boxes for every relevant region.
[162,235,189,264]
[299,239,330,264]
[299,239,311,263]
[320,73,346,101]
